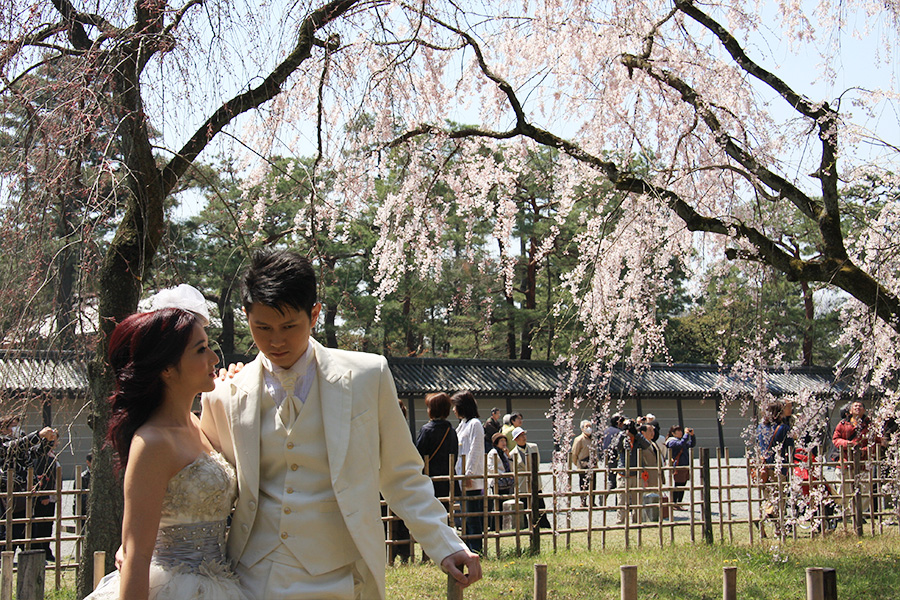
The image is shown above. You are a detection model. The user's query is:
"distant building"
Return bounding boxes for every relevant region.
[1,350,850,477]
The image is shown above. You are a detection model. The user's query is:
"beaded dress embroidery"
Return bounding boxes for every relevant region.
[86,451,249,600]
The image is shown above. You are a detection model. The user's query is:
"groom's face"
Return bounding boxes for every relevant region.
[246,302,321,369]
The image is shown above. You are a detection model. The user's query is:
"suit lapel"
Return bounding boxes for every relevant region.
[312,339,353,481]
[232,357,264,496]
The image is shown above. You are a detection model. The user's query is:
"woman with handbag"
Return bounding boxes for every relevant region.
[415,392,460,508]
[665,425,695,508]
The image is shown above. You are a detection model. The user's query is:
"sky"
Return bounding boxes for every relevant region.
[160,0,899,222]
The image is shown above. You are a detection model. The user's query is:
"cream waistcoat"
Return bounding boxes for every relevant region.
[240,372,360,574]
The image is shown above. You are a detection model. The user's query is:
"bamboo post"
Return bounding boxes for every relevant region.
[1,550,13,600]
[701,448,713,544]
[722,566,736,600]
[4,470,13,550]
[459,455,468,548]
[688,448,696,542]
[623,454,631,551]
[716,447,724,541]
[725,447,734,542]
[822,568,836,600]
[852,450,863,537]
[866,458,875,536]
[513,456,522,554]
[529,457,540,555]
[745,459,755,544]
[601,466,608,550]
[533,563,547,600]
[586,472,594,551]
[655,447,663,548]
[806,567,824,600]
[15,550,44,600]
[447,573,463,600]
[93,551,106,590]
[74,466,84,565]
[620,565,637,600]
[54,464,63,590]
[482,454,488,557]
[775,467,786,542]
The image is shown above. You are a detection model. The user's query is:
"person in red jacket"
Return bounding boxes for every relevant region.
[832,401,880,462]
[832,400,884,518]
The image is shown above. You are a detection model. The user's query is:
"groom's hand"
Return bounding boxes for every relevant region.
[217,362,244,380]
[441,549,482,588]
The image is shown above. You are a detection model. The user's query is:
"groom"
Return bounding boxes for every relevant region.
[200,249,480,599]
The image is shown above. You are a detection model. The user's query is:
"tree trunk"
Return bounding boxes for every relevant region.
[506,292,517,359]
[325,301,339,348]
[54,191,76,347]
[218,285,235,356]
[800,280,814,366]
[76,50,166,597]
[519,238,537,360]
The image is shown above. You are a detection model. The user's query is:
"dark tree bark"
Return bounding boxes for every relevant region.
[58,2,363,596]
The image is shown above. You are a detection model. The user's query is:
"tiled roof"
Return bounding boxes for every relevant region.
[387,357,843,399]
[0,351,90,394]
[388,357,562,398]
[0,351,845,399]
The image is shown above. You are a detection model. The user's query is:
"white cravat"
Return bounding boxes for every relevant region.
[274,369,300,428]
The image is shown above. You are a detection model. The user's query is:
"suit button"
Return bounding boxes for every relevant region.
[241,524,249,532]
[290,464,298,471]
[284,507,291,514]
[286,487,294,494]
[249,502,256,510]
[287,442,294,449]
[281,532,288,539]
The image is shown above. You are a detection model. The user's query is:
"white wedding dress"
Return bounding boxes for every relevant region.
[87,451,249,599]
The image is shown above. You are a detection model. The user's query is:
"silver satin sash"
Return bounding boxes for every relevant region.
[152,520,229,569]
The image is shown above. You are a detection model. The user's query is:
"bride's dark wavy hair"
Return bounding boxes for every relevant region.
[106,308,198,471]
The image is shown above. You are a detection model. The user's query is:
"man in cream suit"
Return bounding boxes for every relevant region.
[200,249,480,599]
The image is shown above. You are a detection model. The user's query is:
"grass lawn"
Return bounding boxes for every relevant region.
[386,530,900,599]
[30,530,900,599]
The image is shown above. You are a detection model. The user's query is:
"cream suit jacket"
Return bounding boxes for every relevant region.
[199,338,466,598]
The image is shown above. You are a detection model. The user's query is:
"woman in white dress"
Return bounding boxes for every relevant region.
[87,307,248,600]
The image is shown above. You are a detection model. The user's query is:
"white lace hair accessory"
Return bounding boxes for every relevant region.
[148,284,210,326]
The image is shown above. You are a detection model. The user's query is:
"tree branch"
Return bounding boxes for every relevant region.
[392,14,900,331]
[160,0,361,195]
[674,0,845,260]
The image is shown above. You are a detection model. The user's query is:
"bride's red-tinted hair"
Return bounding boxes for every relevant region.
[105,308,198,471]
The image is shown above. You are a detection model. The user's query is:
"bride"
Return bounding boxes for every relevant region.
[87,306,248,600]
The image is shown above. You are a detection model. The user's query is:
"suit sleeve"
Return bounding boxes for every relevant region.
[374,357,467,562]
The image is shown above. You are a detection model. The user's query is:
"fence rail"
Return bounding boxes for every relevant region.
[384,445,900,561]
[2,465,87,591]
[2,447,899,592]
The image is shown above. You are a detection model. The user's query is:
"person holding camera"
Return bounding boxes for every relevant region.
[634,416,663,489]
[0,418,59,555]
[614,418,652,524]
[664,425,695,508]
[600,414,624,493]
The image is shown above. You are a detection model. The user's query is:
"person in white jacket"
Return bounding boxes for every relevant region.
[200,250,481,599]
[452,391,485,553]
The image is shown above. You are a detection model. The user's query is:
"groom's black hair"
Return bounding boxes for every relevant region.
[242,248,317,317]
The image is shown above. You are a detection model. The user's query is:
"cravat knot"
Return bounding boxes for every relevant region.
[274,369,300,428]
[276,369,299,395]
